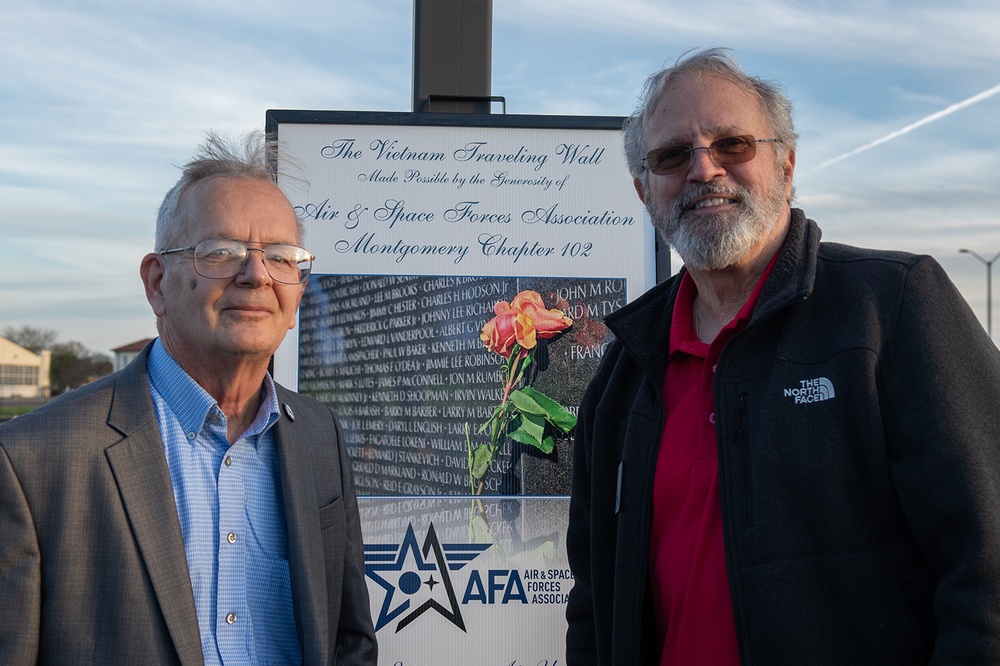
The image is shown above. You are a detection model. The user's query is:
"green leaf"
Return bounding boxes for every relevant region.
[477,404,506,435]
[508,427,540,448]
[509,411,551,452]
[519,385,577,432]
[470,444,493,479]
[469,512,493,543]
[509,388,546,416]
[519,353,533,374]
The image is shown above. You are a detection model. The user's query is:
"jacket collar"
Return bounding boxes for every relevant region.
[272,390,330,664]
[752,208,820,325]
[604,209,821,382]
[104,342,206,665]
[104,343,333,664]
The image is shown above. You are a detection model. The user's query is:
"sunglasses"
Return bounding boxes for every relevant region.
[642,135,781,175]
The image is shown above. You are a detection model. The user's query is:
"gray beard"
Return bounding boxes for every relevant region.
[647,174,788,271]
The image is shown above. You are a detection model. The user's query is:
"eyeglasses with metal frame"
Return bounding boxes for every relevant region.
[642,135,782,176]
[158,238,314,284]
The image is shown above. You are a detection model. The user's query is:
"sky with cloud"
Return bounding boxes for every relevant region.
[2,0,999,354]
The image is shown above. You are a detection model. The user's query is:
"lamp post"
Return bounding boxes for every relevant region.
[959,248,1000,339]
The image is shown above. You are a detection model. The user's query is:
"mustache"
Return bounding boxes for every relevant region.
[679,181,747,210]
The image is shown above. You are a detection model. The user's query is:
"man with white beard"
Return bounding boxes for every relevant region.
[565,48,1000,665]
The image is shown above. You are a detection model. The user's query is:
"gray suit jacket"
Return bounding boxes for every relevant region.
[0,344,377,665]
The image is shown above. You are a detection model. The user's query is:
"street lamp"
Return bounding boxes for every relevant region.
[959,248,1000,339]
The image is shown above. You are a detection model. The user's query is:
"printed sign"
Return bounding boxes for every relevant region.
[268,110,655,665]
[361,496,570,665]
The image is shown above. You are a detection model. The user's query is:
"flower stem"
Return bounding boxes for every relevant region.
[465,422,476,495]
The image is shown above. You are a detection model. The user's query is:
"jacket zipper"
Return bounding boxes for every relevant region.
[734,391,752,527]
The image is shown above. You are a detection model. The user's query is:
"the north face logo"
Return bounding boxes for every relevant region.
[783,377,836,404]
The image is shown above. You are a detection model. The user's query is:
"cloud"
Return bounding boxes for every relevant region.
[495,0,1000,70]
[812,82,1000,170]
[4,0,1000,350]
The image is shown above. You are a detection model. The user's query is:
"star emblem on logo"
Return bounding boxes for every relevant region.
[364,522,491,633]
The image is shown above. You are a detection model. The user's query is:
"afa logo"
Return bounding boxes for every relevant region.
[364,522,528,634]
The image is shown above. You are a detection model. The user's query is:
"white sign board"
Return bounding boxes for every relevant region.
[268,110,655,665]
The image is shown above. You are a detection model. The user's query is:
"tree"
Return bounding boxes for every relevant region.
[49,342,112,394]
[2,326,58,353]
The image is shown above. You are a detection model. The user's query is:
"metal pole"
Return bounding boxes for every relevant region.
[412,0,493,113]
[959,248,1000,338]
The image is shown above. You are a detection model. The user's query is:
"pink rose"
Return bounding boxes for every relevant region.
[480,291,572,358]
[511,291,572,339]
[481,301,535,357]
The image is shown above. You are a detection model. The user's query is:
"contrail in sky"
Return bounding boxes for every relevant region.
[813,82,1000,171]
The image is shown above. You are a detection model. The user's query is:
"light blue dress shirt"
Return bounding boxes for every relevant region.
[147,339,302,665]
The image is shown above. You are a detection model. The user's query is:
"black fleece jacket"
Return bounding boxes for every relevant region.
[566,210,1000,665]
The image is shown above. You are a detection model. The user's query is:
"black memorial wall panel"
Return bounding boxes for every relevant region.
[298,274,624,495]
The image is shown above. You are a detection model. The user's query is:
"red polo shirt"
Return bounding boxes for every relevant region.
[648,256,777,665]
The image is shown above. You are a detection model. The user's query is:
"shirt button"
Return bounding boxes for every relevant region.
[224,456,233,467]
[227,532,237,544]
[187,432,196,440]
[708,412,716,425]
[226,613,237,625]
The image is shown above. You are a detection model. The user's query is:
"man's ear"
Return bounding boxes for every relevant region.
[783,149,796,202]
[140,253,168,317]
[633,177,648,205]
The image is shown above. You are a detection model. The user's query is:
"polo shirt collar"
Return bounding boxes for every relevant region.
[146,338,280,447]
[669,249,783,359]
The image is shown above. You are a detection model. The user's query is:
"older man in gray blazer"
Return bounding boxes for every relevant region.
[0,132,377,665]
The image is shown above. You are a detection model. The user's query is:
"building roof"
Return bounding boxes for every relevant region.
[0,336,41,359]
[112,338,155,353]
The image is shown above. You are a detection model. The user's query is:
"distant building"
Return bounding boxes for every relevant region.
[112,338,155,372]
[0,336,51,399]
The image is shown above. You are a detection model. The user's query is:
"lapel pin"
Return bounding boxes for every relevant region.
[284,404,295,421]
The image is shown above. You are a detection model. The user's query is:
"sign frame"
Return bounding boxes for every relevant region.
[266,109,657,665]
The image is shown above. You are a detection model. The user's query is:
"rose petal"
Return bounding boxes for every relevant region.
[519,300,572,338]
